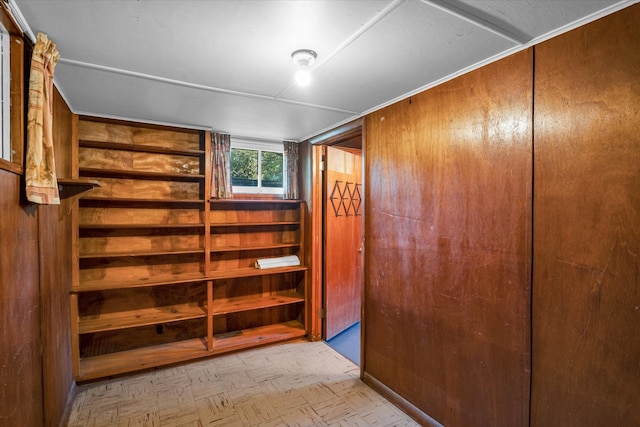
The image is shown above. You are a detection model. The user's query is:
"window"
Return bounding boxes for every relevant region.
[0,22,10,162]
[231,138,283,194]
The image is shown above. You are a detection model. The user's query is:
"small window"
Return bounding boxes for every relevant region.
[0,23,10,162]
[231,139,283,194]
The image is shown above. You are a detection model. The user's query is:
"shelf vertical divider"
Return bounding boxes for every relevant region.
[299,201,309,335]
[203,130,211,277]
[207,280,213,351]
[204,131,213,351]
[299,201,306,263]
[69,292,80,378]
[70,114,81,377]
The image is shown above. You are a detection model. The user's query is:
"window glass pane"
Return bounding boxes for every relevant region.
[261,151,283,188]
[0,28,10,162]
[231,148,258,187]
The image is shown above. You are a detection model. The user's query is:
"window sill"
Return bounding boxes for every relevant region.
[230,193,284,201]
[0,157,22,175]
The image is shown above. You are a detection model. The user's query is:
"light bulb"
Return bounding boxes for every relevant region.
[291,49,317,86]
[295,69,311,86]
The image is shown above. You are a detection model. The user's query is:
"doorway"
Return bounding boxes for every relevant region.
[310,120,364,366]
[324,145,362,364]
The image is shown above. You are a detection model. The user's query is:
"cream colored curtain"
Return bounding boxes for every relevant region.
[25,33,61,205]
[210,133,233,199]
[283,140,299,200]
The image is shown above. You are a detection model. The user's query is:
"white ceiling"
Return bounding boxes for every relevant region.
[10,0,636,142]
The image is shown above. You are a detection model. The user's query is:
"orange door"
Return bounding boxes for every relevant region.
[324,146,363,340]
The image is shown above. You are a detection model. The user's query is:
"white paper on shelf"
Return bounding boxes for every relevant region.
[255,255,300,269]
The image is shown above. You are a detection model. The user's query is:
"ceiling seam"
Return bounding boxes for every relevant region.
[57,57,359,115]
[273,0,405,100]
[419,0,528,45]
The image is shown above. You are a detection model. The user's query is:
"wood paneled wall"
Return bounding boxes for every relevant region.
[0,169,42,426]
[0,10,42,424]
[0,80,76,426]
[361,4,639,426]
[532,5,640,426]
[364,49,533,426]
[39,89,76,425]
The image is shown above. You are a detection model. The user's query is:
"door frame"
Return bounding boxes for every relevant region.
[308,118,365,372]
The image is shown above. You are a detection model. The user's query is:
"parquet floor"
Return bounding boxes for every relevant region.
[67,340,420,427]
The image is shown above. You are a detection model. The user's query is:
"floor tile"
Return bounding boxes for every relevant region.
[67,341,419,427]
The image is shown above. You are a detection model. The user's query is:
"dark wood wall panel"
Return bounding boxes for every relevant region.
[39,88,76,426]
[0,172,42,426]
[364,50,532,426]
[532,5,640,426]
[0,6,44,423]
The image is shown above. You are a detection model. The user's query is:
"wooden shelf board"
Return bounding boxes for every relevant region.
[80,196,205,205]
[211,243,299,253]
[73,266,306,292]
[57,178,101,199]
[211,221,300,227]
[79,249,205,259]
[210,199,301,204]
[211,293,305,315]
[77,338,209,381]
[79,223,205,229]
[209,265,307,280]
[76,322,306,381]
[210,321,306,354]
[79,304,207,333]
[80,167,205,182]
[73,272,208,292]
[79,139,205,157]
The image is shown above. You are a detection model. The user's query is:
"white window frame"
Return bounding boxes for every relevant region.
[0,22,10,162]
[230,138,284,195]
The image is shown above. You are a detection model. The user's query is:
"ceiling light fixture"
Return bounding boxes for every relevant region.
[291,49,317,86]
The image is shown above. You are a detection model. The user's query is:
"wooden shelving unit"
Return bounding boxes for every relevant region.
[71,118,308,381]
[207,198,308,356]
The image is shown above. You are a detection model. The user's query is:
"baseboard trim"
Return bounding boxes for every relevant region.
[363,372,443,427]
